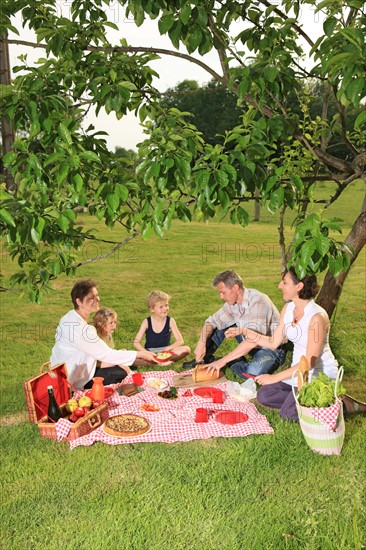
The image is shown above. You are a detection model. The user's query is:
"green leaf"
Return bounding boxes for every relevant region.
[3,150,17,167]
[315,234,330,256]
[158,14,174,34]
[58,123,73,146]
[180,5,191,25]
[186,28,202,52]
[0,208,16,227]
[195,169,210,190]
[214,169,229,187]
[342,251,351,272]
[79,151,101,163]
[57,214,69,232]
[346,78,364,105]
[57,162,69,185]
[300,240,316,264]
[328,254,343,277]
[30,227,40,245]
[176,158,191,180]
[323,16,337,37]
[263,66,278,83]
[107,193,119,211]
[354,110,366,129]
[237,206,249,227]
[218,188,230,211]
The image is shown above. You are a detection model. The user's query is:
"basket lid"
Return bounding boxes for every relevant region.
[23,363,71,423]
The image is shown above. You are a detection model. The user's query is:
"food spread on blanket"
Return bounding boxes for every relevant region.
[147,378,168,390]
[157,387,178,400]
[103,414,151,437]
[66,396,103,423]
[140,403,160,412]
[155,351,174,363]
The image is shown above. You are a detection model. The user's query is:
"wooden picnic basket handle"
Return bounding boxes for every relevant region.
[40,361,51,373]
[39,361,78,393]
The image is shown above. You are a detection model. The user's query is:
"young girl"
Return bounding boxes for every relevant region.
[93,307,134,376]
[134,290,190,365]
[93,307,118,347]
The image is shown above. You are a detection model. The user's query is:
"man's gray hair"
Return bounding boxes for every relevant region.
[212,270,244,289]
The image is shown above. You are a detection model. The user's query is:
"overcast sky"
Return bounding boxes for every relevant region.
[9,3,325,151]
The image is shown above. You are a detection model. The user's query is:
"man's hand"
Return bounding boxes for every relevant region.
[194,340,206,363]
[225,327,243,339]
[203,359,225,377]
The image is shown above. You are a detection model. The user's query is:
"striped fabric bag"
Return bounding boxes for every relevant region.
[292,367,345,456]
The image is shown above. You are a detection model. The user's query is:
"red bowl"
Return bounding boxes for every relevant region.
[155,351,174,363]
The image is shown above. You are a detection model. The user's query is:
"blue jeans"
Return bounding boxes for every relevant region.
[212,328,286,377]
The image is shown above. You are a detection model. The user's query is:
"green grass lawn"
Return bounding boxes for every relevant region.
[1,179,365,549]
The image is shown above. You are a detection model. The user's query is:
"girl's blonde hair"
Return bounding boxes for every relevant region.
[93,307,117,348]
[147,290,171,309]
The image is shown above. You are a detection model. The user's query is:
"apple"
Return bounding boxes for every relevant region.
[74,407,85,418]
[69,412,79,423]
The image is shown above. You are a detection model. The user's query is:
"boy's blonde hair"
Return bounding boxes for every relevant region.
[93,307,117,347]
[147,290,171,309]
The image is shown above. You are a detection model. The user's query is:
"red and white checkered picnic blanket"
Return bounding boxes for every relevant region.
[68,370,274,449]
[308,398,342,431]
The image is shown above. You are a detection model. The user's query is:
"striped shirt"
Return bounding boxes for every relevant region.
[206,288,280,337]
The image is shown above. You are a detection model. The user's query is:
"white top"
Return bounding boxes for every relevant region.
[50,309,137,389]
[283,300,338,386]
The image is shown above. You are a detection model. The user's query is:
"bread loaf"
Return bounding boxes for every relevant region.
[298,355,310,390]
[192,365,223,383]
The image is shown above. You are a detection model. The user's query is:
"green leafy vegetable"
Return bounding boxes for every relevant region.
[297,373,346,408]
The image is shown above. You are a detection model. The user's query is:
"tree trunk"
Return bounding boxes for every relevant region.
[0,35,16,191]
[316,210,366,317]
[253,186,260,221]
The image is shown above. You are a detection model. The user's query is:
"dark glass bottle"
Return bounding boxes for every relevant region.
[47,385,62,422]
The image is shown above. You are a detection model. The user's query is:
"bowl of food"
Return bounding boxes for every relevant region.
[147,378,169,390]
[155,351,174,363]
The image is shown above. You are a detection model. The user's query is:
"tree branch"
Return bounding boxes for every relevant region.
[71,231,140,269]
[7,39,224,83]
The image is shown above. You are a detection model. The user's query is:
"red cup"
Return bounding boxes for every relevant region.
[212,389,224,404]
[195,407,209,423]
[132,372,143,386]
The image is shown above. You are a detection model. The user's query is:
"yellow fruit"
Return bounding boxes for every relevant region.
[65,399,78,413]
[78,396,93,408]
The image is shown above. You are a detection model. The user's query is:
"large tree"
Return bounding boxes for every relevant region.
[1,0,365,312]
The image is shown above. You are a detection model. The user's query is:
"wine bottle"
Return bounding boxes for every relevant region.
[47,385,62,422]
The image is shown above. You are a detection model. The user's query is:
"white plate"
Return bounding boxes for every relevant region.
[147,378,169,390]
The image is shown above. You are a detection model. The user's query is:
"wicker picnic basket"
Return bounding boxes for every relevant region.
[23,362,108,441]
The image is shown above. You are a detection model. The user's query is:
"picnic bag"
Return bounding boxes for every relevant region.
[23,362,109,441]
[292,367,345,456]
